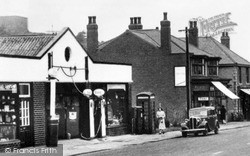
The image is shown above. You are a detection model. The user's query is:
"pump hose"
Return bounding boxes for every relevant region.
[80,115,102,140]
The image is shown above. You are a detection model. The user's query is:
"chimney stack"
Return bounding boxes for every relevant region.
[188,21,199,47]
[221,32,230,49]
[160,12,171,54]
[128,17,143,30]
[87,16,98,53]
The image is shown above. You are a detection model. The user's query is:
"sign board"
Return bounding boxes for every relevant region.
[175,67,186,86]
[198,97,209,101]
[69,112,77,120]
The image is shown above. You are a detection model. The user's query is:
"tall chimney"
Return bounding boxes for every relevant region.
[160,12,171,53]
[189,21,199,47]
[221,32,230,49]
[128,17,143,30]
[87,16,98,53]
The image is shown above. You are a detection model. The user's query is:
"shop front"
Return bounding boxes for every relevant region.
[239,89,250,120]
[0,27,132,149]
[191,79,239,120]
[0,82,35,151]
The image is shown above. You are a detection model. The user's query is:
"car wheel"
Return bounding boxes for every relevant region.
[182,132,187,137]
[203,126,208,136]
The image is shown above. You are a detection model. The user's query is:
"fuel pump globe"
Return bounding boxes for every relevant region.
[83,89,92,97]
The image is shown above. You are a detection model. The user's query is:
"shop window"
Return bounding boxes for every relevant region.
[192,58,205,75]
[106,87,127,128]
[207,60,218,76]
[19,83,30,98]
[20,100,30,126]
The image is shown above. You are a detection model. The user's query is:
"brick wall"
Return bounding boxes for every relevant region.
[32,82,47,146]
[99,32,187,123]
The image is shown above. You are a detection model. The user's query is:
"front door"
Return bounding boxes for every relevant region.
[19,98,33,147]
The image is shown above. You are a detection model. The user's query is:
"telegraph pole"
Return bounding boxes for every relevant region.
[179,27,191,117]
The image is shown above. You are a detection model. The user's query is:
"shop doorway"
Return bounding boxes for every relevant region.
[56,95,80,139]
[19,98,34,147]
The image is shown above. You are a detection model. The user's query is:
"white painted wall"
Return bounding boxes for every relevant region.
[0,29,132,83]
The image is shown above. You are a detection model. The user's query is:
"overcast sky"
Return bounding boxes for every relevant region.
[1,0,250,62]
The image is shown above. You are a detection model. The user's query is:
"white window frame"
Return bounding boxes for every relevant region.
[20,100,30,126]
[19,83,30,98]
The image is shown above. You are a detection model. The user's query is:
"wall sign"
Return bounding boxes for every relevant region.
[175,67,186,86]
[69,112,77,120]
[0,84,17,93]
[198,97,209,101]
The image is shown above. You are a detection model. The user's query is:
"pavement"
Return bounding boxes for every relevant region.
[59,121,250,156]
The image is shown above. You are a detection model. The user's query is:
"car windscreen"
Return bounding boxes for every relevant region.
[189,109,207,118]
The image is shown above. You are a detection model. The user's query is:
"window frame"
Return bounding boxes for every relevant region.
[19,83,30,98]
[246,67,250,83]
[192,58,205,76]
[207,60,218,76]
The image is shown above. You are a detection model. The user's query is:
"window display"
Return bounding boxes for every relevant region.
[0,91,18,142]
[107,89,127,127]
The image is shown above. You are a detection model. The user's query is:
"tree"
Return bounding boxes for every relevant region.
[76,30,87,48]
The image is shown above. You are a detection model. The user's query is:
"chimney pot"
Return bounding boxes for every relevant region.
[88,16,92,24]
[138,17,141,24]
[163,12,168,20]
[189,21,193,28]
[130,17,133,24]
[134,17,137,24]
[194,21,197,28]
[93,16,96,24]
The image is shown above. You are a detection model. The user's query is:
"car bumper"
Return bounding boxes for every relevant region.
[181,128,206,133]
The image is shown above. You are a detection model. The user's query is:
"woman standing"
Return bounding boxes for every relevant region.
[156,107,166,134]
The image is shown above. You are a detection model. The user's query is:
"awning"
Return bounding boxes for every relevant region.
[211,81,239,99]
[241,89,250,95]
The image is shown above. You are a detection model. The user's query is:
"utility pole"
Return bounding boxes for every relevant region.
[179,27,191,117]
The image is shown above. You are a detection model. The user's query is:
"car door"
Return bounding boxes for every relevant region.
[207,110,216,130]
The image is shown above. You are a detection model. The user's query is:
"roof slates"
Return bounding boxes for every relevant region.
[0,35,55,57]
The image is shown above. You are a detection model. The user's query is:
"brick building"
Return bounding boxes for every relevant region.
[0,26,132,149]
[192,31,250,121]
[86,13,239,125]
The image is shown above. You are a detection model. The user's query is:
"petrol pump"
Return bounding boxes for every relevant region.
[82,88,106,139]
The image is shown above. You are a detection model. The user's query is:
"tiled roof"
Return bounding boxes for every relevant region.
[0,34,55,57]
[99,29,217,58]
[198,37,250,66]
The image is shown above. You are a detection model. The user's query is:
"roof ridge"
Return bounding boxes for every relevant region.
[98,31,128,50]
[132,30,160,47]
[211,37,237,64]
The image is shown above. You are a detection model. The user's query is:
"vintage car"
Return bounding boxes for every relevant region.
[181,106,220,137]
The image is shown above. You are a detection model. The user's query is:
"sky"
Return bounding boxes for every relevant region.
[0,0,250,62]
